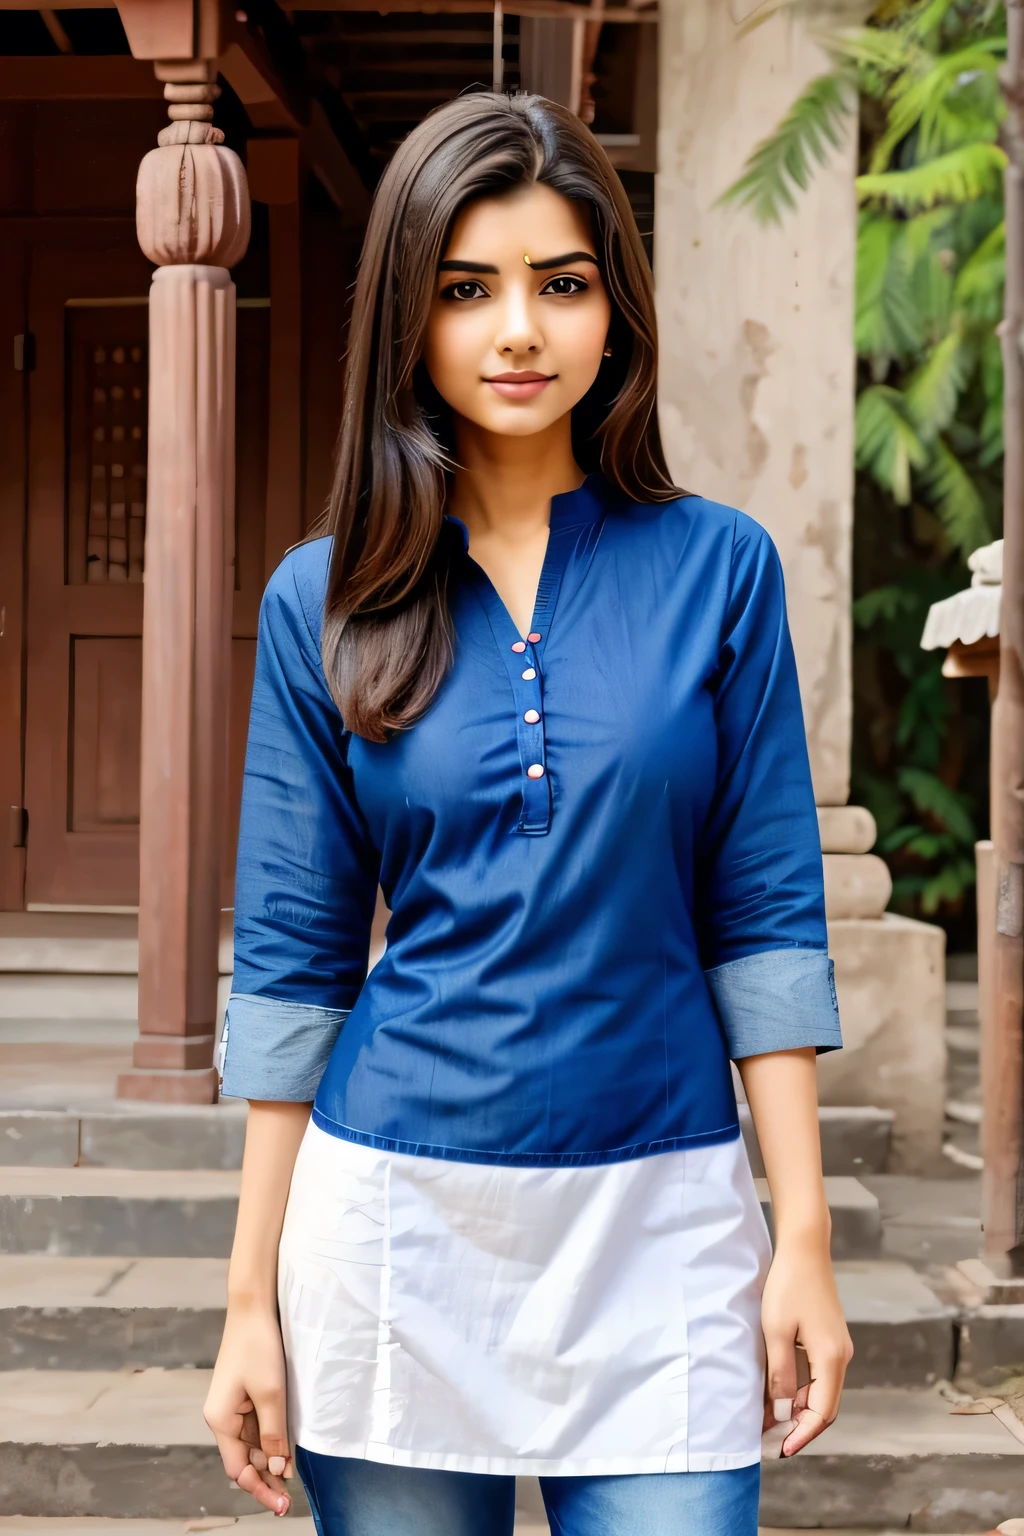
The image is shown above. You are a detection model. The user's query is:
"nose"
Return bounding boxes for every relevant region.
[493,281,541,359]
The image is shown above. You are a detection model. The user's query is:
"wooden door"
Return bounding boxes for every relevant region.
[23,240,267,909]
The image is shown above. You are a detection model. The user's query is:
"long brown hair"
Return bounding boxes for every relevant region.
[320,91,681,743]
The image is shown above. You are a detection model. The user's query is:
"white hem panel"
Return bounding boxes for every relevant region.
[278,1123,771,1476]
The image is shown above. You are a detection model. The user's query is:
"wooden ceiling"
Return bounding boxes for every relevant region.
[291,7,519,164]
[0,2,655,189]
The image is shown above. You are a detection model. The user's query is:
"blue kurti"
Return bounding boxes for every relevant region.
[221,473,841,1159]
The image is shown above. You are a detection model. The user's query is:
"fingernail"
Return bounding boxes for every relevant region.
[773,1397,793,1422]
[276,1495,289,1515]
[268,1455,286,1475]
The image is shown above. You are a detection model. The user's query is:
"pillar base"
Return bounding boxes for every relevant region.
[132,1033,216,1071]
[822,913,946,1173]
[116,1067,219,1104]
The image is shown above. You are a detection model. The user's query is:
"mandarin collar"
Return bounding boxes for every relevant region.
[443,472,611,555]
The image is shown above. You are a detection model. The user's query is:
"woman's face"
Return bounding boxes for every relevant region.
[422,182,613,442]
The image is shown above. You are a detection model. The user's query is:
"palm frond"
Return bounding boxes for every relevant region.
[855,385,928,502]
[978,328,1004,465]
[869,43,1002,172]
[718,72,854,226]
[918,435,992,553]
[896,765,977,844]
[856,216,929,361]
[905,329,970,439]
[856,142,1007,211]
[953,218,1005,320]
[852,583,920,626]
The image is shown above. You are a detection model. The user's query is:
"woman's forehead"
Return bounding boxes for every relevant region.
[442,184,594,263]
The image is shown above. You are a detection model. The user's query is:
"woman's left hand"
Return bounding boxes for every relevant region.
[760,1235,854,1456]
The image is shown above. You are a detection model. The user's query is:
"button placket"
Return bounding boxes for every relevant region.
[511,635,549,832]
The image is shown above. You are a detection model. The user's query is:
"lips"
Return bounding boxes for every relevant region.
[484,371,555,401]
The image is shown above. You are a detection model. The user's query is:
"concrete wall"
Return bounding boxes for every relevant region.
[655,0,856,807]
[654,0,948,1168]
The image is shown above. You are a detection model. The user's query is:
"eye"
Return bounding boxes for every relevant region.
[541,274,589,297]
[443,280,489,301]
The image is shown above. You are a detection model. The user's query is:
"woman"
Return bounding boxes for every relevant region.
[205,91,852,1536]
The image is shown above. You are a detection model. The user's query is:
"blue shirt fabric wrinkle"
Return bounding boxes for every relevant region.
[221,473,842,1164]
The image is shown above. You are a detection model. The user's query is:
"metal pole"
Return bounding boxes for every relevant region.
[986,0,1024,1272]
[493,0,504,91]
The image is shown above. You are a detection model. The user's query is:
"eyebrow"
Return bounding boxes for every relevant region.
[437,251,600,274]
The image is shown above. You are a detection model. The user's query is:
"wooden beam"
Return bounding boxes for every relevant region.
[39,9,73,52]
[0,55,163,97]
[221,3,374,219]
[288,0,658,16]
[116,0,196,59]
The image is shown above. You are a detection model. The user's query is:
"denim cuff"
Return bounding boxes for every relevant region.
[704,948,842,1061]
[218,993,349,1101]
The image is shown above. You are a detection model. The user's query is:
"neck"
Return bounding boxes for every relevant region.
[448,415,584,540]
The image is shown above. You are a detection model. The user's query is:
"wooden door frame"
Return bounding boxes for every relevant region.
[23,232,154,908]
[0,227,29,910]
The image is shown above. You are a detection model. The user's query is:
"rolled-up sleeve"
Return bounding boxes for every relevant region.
[698,519,842,1060]
[220,546,380,1101]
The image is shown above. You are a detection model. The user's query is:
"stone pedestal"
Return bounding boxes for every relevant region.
[656,0,947,1165]
[824,916,947,1172]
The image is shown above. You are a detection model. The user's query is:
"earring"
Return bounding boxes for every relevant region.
[603,346,612,357]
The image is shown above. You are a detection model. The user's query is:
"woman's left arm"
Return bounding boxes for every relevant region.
[738,1046,853,1456]
[698,517,852,1452]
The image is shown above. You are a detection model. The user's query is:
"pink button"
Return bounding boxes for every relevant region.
[524,709,540,724]
[521,667,537,680]
[511,641,527,653]
[526,763,545,779]
[527,632,541,644]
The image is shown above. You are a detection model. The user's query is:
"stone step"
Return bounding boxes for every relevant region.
[835,1262,956,1387]
[759,1387,1023,1531]
[0,1104,247,1170]
[0,912,233,976]
[1,1101,893,1174]
[0,1168,240,1258]
[0,1167,882,1260]
[0,1373,1018,1524]
[0,1255,960,1381]
[741,1104,893,1177]
[0,1523,544,1536]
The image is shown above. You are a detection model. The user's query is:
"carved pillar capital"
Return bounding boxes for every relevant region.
[136,70,251,269]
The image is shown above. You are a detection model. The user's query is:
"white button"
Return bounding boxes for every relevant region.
[524,709,540,724]
[521,667,537,681]
[526,763,545,779]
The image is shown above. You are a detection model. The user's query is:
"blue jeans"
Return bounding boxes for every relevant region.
[295,1448,760,1535]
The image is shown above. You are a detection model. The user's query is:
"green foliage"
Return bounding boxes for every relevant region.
[724,0,1006,931]
[856,142,1007,210]
[717,73,855,224]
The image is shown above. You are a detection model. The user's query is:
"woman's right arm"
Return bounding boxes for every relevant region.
[204,1100,311,1516]
[205,551,380,1512]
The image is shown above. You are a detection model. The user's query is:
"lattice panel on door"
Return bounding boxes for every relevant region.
[66,305,148,585]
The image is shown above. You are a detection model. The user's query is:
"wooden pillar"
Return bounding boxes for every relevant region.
[984,0,1024,1274]
[117,67,251,1104]
[248,136,304,575]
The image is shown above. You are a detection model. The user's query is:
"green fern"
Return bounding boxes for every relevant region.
[896,765,977,844]
[905,328,970,439]
[855,385,928,503]
[918,436,992,553]
[868,42,1003,172]
[953,218,1006,320]
[717,72,854,226]
[852,583,920,626]
[856,216,928,362]
[856,141,1007,211]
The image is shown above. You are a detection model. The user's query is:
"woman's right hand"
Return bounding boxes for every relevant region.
[204,1303,294,1516]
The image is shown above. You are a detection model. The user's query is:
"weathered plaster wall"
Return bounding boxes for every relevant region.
[655,0,856,806]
